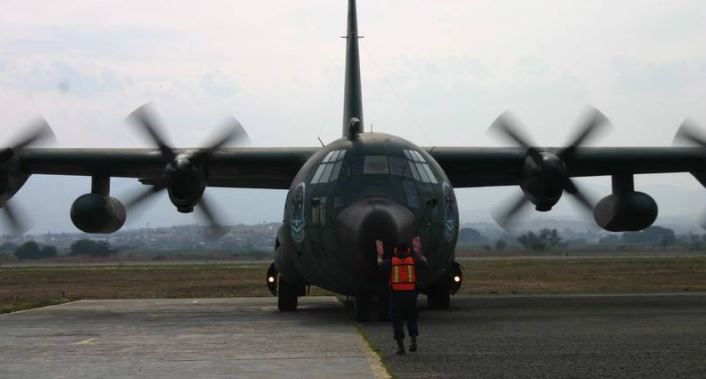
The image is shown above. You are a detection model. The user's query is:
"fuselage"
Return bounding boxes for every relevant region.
[276,132,459,295]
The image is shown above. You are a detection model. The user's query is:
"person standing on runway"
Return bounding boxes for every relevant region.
[377,238,427,355]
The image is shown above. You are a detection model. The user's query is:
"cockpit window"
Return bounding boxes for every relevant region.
[347,150,437,183]
[403,149,437,184]
[389,157,408,177]
[311,149,347,184]
[363,155,389,175]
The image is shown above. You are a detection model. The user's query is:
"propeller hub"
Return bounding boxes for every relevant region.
[165,158,206,212]
[520,151,565,210]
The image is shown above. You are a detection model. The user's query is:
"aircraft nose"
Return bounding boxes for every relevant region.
[334,197,417,276]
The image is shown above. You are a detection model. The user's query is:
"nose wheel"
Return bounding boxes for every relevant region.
[351,294,389,322]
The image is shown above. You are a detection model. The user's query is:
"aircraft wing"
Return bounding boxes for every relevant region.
[19,145,706,190]
[19,147,319,189]
[427,146,706,188]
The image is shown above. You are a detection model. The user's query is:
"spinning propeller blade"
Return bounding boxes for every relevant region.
[489,107,609,229]
[124,104,249,235]
[0,117,56,235]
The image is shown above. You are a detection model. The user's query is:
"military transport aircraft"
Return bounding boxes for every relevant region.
[2,0,706,320]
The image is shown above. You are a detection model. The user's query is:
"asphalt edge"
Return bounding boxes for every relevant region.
[0,299,78,316]
[355,323,392,379]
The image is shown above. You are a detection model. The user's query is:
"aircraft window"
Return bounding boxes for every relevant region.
[319,162,335,182]
[403,180,420,208]
[311,165,326,183]
[400,149,437,183]
[312,149,348,184]
[415,163,430,182]
[364,155,389,175]
[322,151,336,163]
[389,157,409,177]
[407,161,421,181]
[421,163,438,183]
[330,161,343,181]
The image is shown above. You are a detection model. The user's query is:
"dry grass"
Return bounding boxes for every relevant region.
[458,257,706,295]
[0,263,272,314]
[2,257,705,314]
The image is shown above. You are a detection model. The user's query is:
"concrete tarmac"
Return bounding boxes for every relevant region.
[3,294,705,378]
[0,297,387,379]
[362,294,706,379]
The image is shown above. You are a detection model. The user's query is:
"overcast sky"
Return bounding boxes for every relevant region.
[1,0,705,233]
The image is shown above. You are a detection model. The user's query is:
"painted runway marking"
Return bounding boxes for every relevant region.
[74,338,97,345]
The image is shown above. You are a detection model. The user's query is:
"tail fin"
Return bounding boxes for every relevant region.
[342,0,364,136]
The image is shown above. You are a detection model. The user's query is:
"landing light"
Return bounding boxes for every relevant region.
[453,275,461,283]
[268,276,276,284]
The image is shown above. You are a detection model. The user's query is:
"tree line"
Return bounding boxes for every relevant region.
[458,225,691,252]
[9,239,118,261]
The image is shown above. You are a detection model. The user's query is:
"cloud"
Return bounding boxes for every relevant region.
[200,72,240,97]
[612,57,706,96]
[0,61,127,96]
[0,25,180,61]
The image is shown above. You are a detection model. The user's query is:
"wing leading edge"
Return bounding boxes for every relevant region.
[18,145,706,189]
[428,146,706,188]
[19,147,319,189]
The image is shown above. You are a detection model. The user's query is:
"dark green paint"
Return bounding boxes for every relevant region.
[342,0,364,135]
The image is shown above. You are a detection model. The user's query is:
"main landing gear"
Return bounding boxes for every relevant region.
[267,262,305,312]
[426,261,463,310]
[278,279,300,312]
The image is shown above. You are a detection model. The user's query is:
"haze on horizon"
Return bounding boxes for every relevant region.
[1,0,705,233]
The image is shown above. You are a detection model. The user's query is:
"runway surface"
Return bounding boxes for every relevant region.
[361,294,706,379]
[0,297,386,379]
[2,294,705,378]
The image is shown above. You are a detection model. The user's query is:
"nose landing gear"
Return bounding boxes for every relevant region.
[426,261,463,309]
[346,293,389,322]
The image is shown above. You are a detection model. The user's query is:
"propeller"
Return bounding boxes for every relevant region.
[673,119,706,147]
[0,117,55,163]
[0,117,55,235]
[124,104,249,235]
[489,107,610,229]
[673,119,706,229]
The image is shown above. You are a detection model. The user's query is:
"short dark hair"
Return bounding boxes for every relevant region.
[396,242,410,252]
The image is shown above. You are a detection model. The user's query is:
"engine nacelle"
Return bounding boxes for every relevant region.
[520,151,565,211]
[593,191,658,232]
[70,194,126,234]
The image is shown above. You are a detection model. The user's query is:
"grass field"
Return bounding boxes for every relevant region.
[2,257,705,314]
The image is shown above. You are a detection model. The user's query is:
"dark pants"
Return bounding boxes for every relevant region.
[390,291,419,341]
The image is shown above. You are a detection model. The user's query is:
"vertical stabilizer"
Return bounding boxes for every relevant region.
[342,0,364,136]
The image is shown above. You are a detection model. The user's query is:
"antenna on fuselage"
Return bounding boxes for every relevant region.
[341,0,364,137]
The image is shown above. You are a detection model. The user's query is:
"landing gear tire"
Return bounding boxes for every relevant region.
[354,295,372,322]
[278,278,299,312]
[426,276,451,309]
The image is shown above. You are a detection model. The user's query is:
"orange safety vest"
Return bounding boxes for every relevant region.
[390,256,416,292]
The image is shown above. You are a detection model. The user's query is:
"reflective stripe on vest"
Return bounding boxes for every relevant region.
[390,256,416,292]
